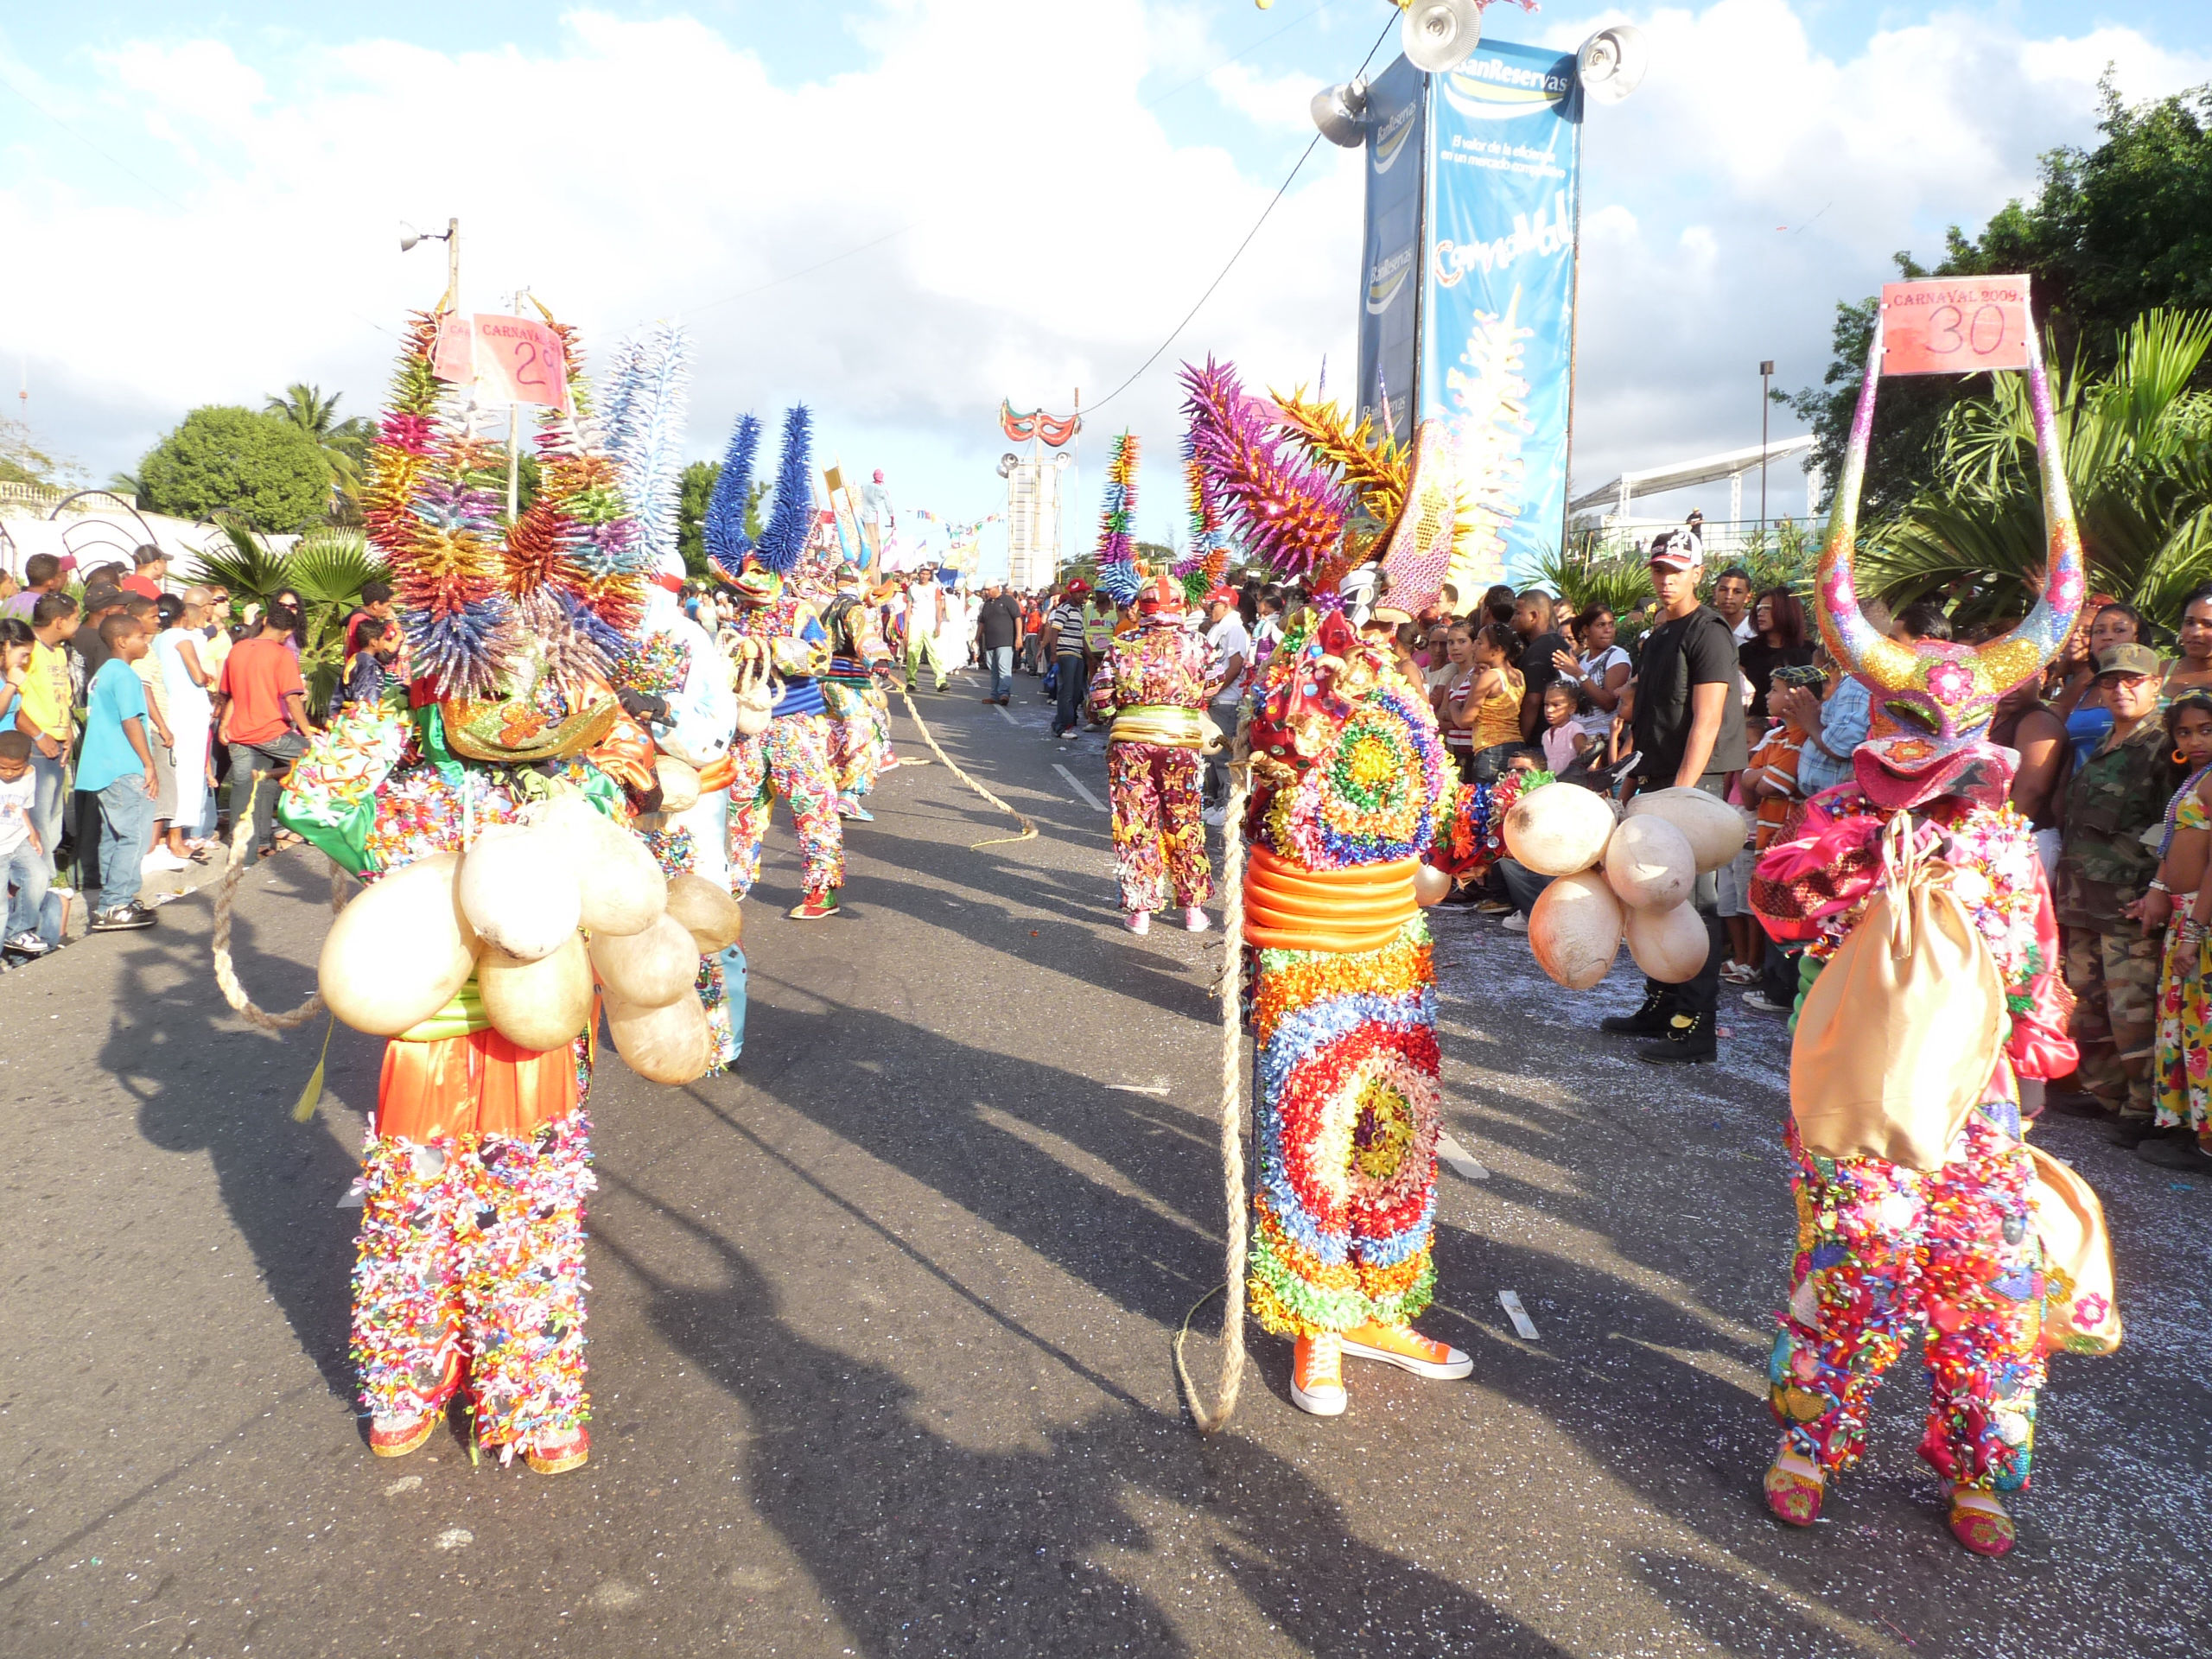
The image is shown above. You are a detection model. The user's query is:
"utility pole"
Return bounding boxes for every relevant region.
[442,217,461,313]
[508,286,531,521]
[1759,359,1775,536]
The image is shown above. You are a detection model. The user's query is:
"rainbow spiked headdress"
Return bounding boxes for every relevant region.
[1817,314,2084,808]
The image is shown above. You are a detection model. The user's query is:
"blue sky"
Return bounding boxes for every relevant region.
[3,2,2209,574]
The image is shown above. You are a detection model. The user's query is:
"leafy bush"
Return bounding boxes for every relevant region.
[139,406,328,533]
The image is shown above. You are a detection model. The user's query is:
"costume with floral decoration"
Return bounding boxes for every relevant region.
[1089,601,1213,915]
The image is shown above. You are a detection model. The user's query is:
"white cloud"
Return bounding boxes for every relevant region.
[0,1,2206,550]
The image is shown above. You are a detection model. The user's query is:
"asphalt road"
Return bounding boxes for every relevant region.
[3,668,2208,1658]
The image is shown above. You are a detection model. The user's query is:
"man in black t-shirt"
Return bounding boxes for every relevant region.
[1513,589,1570,741]
[1601,530,1745,1065]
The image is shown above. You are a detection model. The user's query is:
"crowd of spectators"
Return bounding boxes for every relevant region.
[0,546,390,959]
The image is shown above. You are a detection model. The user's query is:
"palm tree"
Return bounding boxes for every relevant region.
[1858,308,2212,634]
[191,523,389,708]
[265,384,375,524]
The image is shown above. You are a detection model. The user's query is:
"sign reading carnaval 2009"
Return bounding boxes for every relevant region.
[1356,41,1581,585]
[1421,41,1581,581]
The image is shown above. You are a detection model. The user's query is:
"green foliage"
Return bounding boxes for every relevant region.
[0,417,77,489]
[1792,76,2212,520]
[676,460,768,575]
[138,406,329,532]
[264,384,376,525]
[189,524,389,708]
[1535,545,1656,633]
[1859,309,2212,636]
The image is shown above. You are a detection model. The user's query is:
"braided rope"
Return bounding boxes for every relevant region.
[896,687,1038,850]
[209,782,346,1033]
[1173,710,1254,1433]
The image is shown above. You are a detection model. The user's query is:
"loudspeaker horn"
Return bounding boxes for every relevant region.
[997,454,1018,479]
[1401,0,1482,76]
[1575,24,1649,105]
[1309,76,1370,148]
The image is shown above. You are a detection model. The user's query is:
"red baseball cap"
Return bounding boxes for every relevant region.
[1203,585,1237,606]
[1065,579,1090,595]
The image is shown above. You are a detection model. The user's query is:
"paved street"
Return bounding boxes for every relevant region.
[3,670,2209,1657]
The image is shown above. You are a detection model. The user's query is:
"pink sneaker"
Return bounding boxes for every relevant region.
[1123,910,1149,936]
[1184,906,1209,932]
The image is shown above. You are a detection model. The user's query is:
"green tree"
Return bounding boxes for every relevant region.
[1791,77,2212,519]
[0,417,76,489]
[264,383,376,524]
[138,406,329,532]
[1859,309,2212,634]
[676,460,769,575]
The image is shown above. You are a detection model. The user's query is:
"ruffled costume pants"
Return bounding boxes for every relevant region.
[1770,1114,2044,1491]
[1107,740,1211,914]
[1248,921,1441,1337]
[726,714,845,898]
[352,1026,596,1455]
[823,682,888,807]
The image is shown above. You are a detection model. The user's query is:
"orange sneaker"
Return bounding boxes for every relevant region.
[524,1427,590,1476]
[1341,1321,1472,1380]
[1290,1334,1346,1417]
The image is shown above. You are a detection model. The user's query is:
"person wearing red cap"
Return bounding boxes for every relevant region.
[1045,581,1091,740]
[1089,575,1212,933]
[1198,586,1250,822]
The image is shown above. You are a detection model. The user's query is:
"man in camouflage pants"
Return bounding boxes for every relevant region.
[2050,645,2174,1143]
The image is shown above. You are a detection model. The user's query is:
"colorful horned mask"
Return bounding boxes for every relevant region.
[1817,321,2085,809]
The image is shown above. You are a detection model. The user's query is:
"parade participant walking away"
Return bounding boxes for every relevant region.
[821,567,896,822]
[1198,585,1249,824]
[78,613,162,931]
[1751,327,2098,1560]
[1089,575,1212,935]
[2048,643,2174,1144]
[2141,691,2212,1171]
[1047,580,1091,739]
[721,560,845,918]
[1600,529,1745,1063]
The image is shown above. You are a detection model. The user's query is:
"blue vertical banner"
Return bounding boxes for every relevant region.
[1353,56,1427,451]
[1420,41,1582,582]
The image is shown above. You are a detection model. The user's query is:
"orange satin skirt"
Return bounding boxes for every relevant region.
[375,1028,578,1143]
[1243,847,1419,954]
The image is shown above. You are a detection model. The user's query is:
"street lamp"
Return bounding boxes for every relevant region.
[401,217,461,310]
[1759,359,1775,535]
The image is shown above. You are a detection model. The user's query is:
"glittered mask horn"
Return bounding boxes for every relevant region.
[1817,308,2085,749]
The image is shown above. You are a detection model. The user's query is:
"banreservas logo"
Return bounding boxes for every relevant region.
[1370,99,1416,175]
[1367,245,1415,315]
[1442,54,1573,122]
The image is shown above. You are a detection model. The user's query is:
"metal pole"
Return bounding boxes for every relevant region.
[508,286,528,521]
[1564,95,1586,568]
[444,217,461,313]
[1758,359,1774,535]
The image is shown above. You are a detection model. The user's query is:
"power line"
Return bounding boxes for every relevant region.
[1081,8,1396,417]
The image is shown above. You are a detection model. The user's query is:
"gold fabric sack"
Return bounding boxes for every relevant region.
[2026,1143,2123,1356]
[1789,814,2005,1171]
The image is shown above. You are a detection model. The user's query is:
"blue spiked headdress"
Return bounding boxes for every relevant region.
[705,413,762,582]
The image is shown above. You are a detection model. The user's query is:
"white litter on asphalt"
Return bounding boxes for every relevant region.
[1437,1134,1490,1180]
[1498,1290,1540,1341]
[1052,763,1109,812]
[337,1178,366,1210]
[1107,1084,1170,1096]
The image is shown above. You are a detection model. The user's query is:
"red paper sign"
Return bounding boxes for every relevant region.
[1880,277,2031,376]
[429,314,571,412]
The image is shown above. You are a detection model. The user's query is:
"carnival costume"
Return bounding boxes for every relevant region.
[821,569,897,822]
[1183,357,1478,1418]
[1088,576,1213,931]
[1748,312,2113,1557]
[707,408,846,920]
[276,302,686,1475]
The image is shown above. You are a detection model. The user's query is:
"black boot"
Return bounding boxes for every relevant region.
[1637,1009,1717,1065]
[1600,988,1672,1037]
[2136,1131,2212,1171]
[2107,1114,2157,1148]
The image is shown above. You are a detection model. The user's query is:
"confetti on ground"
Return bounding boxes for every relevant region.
[383,1476,422,1497]
[434,1528,474,1551]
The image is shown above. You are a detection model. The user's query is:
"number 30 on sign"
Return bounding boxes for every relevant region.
[1879,276,2031,376]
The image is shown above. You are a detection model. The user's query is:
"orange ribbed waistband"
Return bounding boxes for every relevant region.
[1243,847,1418,953]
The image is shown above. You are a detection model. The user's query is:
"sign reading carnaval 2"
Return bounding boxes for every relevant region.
[1419,39,1582,580]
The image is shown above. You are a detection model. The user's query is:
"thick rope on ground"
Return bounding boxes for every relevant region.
[210,783,346,1033]
[1174,712,1254,1433]
[896,687,1038,850]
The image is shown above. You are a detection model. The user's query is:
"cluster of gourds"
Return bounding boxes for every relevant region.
[315,796,743,1084]
[1502,784,1749,991]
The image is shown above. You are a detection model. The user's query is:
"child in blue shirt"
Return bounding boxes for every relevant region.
[78,613,161,931]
